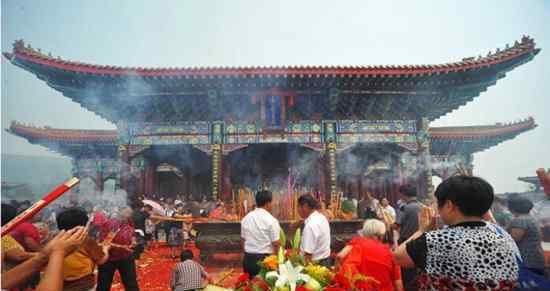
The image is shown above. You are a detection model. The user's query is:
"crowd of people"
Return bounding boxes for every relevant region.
[2,198,152,291]
[0,193,239,291]
[239,176,548,291]
[1,174,549,291]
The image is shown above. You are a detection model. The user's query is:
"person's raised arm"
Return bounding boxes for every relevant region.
[4,247,36,263]
[1,251,48,290]
[35,227,88,291]
[24,235,42,252]
[393,206,434,268]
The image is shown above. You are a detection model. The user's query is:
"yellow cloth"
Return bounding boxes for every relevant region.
[1,235,24,253]
[63,238,103,281]
[1,235,26,273]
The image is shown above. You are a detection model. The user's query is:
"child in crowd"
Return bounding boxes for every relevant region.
[170,250,212,291]
[57,207,111,291]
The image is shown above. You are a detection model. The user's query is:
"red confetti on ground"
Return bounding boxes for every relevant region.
[111,242,243,291]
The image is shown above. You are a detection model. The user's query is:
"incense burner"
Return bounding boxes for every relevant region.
[194,219,363,262]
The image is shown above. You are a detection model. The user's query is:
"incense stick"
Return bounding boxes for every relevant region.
[2,177,80,237]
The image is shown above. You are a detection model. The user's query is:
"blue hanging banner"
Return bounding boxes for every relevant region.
[265,96,273,126]
[265,96,282,128]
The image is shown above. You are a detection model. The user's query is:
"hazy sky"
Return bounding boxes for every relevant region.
[1,0,549,193]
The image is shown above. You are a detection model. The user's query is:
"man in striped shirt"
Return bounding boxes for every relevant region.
[170,250,212,291]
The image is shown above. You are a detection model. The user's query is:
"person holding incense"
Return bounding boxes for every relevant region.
[393,176,519,290]
[11,213,43,252]
[168,204,186,260]
[1,204,37,274]
[393,184,422,291]
[131,202,153,260]
[97,207,140,291]
[2,226,88,291]
[56,207,111,291]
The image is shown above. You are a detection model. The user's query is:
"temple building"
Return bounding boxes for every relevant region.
[3,36,540,204]
[518,175,544,192]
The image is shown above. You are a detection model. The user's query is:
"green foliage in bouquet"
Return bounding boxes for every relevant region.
[291,228,301,250]
[304,264,333,287]
[238,228,335,291]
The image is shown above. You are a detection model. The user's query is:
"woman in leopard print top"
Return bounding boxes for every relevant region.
[393,176,519,291]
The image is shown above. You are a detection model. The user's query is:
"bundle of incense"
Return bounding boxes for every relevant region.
[214,268,234,285]
[151,216,206,223]
[109,243,134,251]
[2,177,80,237]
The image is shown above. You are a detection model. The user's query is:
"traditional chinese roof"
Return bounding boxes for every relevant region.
[2,37,540,123]
[429,117,536,155]
[8,118,536,158]
[517,176,541,188]
[7,122,117,158]
[1,182,27,191]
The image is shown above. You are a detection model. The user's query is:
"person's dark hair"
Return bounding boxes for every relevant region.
[507,197,534,214]
[130,200,144,210]
[1,204,18,226]
[298,194,319,209]
[434,176,494,217]
[57,207,89,231]
[144,205,153,211]
[180,249,194,261]
[398,184,417,197]
[255,190,273,207]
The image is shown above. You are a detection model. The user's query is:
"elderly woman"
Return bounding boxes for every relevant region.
[335,219,403,291]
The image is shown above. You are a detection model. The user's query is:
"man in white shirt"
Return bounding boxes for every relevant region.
[297,194,332,267]
[379,198,396,223]
[241,190,281,277]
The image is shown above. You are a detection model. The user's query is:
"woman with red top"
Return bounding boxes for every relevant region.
[11,217,42,252]
[96,207,140,291]
[335,219,403,291]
